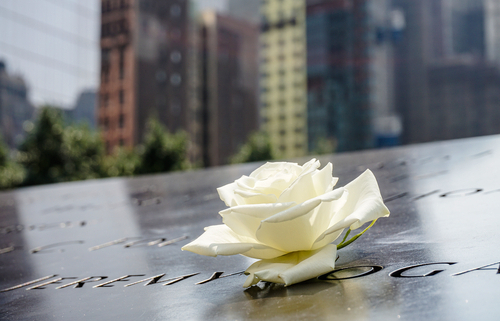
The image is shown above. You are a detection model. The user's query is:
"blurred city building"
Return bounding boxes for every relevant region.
[306,0,398,153]
[394,0,500,144]
[260,0,308,158]
[451,0,485,58]
[98,0,195,154]
[0,1,100,109]
[227,0,261,25]
[199,11,259,166]
[393,0,442,144]
[64,90,97,128]
[0,61,35,148]
[485,0,500,65]
[427,61,500,140]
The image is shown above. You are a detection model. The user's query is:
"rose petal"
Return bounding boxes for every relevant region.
[255,189,344,252]
[217,182,240,207]
[220,202,296,239]
[233,189,278,204]
[250,162,302,181]
[313,169,390,247]
[181,224,286,259]
[312,162,338,195]
[243,244,337,287]
[277,159,321,204]
[252,166,302,198]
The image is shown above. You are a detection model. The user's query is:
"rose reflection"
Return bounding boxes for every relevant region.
[207,271,400,320]
[243,280,334,300]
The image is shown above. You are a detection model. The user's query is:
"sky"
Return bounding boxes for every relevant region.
[0,0,227,109]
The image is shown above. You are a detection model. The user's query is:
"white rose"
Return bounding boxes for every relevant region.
[182,159,390,287]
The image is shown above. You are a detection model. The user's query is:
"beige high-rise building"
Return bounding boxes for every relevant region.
[260,0,307,158]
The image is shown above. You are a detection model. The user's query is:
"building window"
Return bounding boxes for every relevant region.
[119,46,126,79]
[102,93,109,107]
[102,0,111,14]
[156,70,167,82]
[119,90,124,105]
[119,114,125,128]
[101,48,111,82]
[104,118,109,131]
[119,138,124,146]
[101,65,110,83]
[170,73,181,86]
[119,19,129,34]
[170,51,182,63]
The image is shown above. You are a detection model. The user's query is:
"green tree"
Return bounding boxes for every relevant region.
[18,106,106,185]
[231,131,274,164]
[18,107,66,185]
[0,135,24,190]
[136,118,189,174]
[62,124,106,181]
[104,147,140,177]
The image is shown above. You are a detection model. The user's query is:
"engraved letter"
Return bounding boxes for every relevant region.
[439,189,482,198]
[88,238,131,251]
[0,275,57,292]
[56,276,108,289]
[412,190,440,201]
[124,272,199,287]
[389,262,457,278]
[93,275,145,288]
[195,271,244,285]
[319,265,383,281]
[27,277,77,290]
[31,240,84,254]
[124,238,166,248]
[452,262,500,276]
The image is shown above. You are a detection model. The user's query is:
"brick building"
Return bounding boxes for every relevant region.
[98,0,194,154]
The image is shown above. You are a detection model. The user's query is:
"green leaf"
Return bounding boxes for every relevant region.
[336,219,378,250]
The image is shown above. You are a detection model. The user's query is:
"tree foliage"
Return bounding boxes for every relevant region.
[0,108,191,190]
[104,147,140,177]
[231,131,274,164]
[17,107,105,186]
[0,135,24,190]
[17,107,66,185]
[61,124,106,181]
[136,118,189,174]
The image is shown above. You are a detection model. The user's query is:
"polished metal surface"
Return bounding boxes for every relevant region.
[1,135,500,320]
